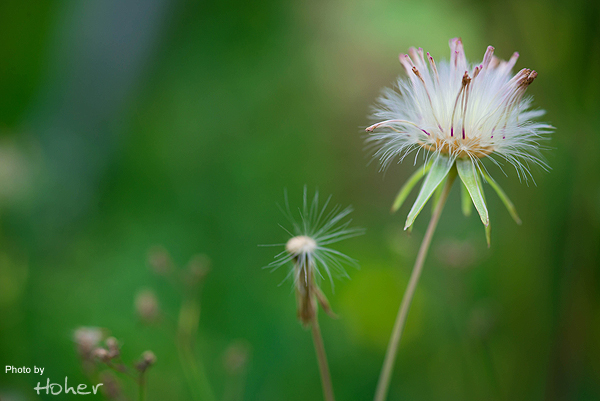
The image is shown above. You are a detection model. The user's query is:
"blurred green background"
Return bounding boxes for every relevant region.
[0,0,599,400]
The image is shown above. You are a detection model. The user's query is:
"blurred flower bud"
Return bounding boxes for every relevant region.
[74,327,104,359]
[135,351,157,372]
[134,289,160,324]
[222,340,251,376]
[147,245,173,275]
[143,350,157,365]
[435,239,477,269]
[184,254,211,287]
[92,348,111,363]
[105,337,120,359]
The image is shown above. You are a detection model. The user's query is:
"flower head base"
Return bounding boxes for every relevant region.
[265,188,364,327]
[367,39,553,244]
[286,235,317,255]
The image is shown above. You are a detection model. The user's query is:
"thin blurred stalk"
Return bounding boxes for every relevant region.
[481,340,502,399]
[138,373,146,401]
[222,341,250,401]
[311,316,336,401]
[103,360,143,400]
[177,298,216,401]
[374,167,457,401]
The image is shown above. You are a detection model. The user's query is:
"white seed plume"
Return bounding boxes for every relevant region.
[367,38,553,181]
[265,188,364,289]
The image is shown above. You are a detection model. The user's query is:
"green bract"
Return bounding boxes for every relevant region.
[456,158,489,227]
[393,156,522,246]
[391,159,432,213]
[404,156,454,230]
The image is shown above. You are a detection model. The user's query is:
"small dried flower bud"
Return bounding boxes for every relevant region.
[105,337,120,359]
[147,245,173,275]
[74,327,103,359]
[92,348,111,362]
[222,341,251,376]
[143,350,157,365]
[134,289,160,323]
[135,351,157,372]
[185,254,211,286]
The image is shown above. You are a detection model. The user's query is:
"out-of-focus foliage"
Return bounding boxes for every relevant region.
[0,0,599,400]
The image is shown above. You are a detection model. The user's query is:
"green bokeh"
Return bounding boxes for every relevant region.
[0,0,599,400]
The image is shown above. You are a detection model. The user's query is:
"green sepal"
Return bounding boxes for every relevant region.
[456,159,489,227]
[391,159,433,213]
[476,171,486,203]
[481,170,522,225]
[460,180,472,217]
[405,156,453,230]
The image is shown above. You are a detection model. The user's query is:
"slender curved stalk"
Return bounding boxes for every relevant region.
[177,299,216,401]
[138,373,146,401]
[374,167,457,401]
[311,317,336,401]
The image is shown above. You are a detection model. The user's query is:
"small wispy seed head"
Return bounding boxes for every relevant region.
[265,188,363,326]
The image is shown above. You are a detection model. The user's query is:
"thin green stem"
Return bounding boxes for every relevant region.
[105,361,136,380]
[177,299,216,401]
[138,373,146,401]
[374,167,457,401]
[311,317,336,401]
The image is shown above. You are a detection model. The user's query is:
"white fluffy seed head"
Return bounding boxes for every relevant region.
[265,188,364,290]
[367,38,553,181]
[286,235,317,255]
[265,189,365,326]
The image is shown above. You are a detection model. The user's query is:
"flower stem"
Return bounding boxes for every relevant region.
[177,298,216,401]
[138,373,146,401]
[311,317,336,401]
[374,166,457,401]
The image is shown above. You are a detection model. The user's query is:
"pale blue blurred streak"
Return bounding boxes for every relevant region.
[29,0,171,238]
